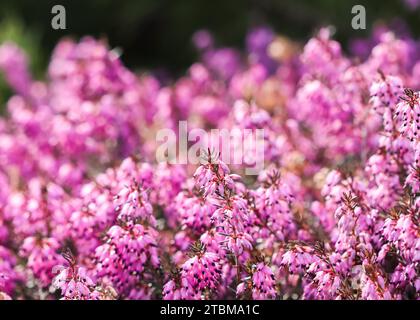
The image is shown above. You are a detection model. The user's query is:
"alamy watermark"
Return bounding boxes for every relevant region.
[156,121,265,175]
[51,5,66,30]
[351,5,366,30]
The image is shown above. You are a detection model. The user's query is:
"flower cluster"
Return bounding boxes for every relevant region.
[0,25,418,300]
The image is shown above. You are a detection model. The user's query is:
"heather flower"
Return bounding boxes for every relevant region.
[52,250,103,300]
[301,28,349,83]
[178,242,222,299]
[95,223,160,298]
[170,189,214,235]
[0,291,12,300]
[115,181,155,227]
[0,246,20,295]
[19,236,64,287]
[237,261,277,300]
[0,25,419,301]
[249,169,297,244]
[0,42,33,96]
[246,26,277,73]
[370,73,404,114]
[395,88,420,142]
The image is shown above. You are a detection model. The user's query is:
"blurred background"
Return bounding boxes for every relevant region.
[0,0,419,103]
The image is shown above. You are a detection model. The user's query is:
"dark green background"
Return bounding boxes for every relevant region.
[0,0,418,78]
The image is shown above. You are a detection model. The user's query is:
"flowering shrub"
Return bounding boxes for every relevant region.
[0,26,418,300]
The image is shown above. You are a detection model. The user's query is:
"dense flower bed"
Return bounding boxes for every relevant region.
[0,26,418,300]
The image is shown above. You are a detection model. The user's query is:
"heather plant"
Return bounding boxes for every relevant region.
[0,26,418,300]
